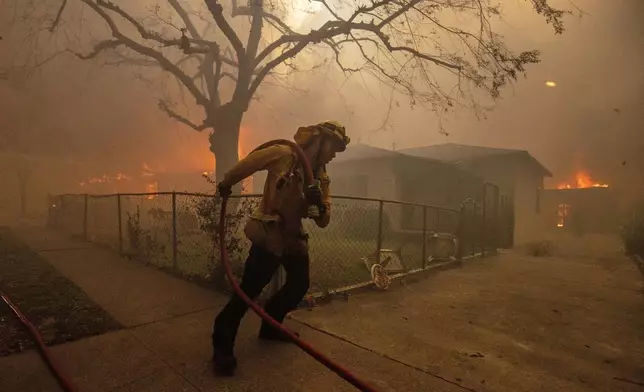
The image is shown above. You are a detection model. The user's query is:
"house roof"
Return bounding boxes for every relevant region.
[399,143,553,177]
[334,143,453,165]
[332,143,401,163]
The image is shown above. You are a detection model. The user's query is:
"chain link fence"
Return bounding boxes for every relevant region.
[48,186,509,297]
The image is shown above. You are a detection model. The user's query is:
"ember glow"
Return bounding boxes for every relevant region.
[557,171,609,189]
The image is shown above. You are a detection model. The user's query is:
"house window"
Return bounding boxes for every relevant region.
[557,203,571,227]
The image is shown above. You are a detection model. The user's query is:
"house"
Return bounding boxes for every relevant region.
[252,144,486,233]
[399,143,553,244]
[327,144,484,209]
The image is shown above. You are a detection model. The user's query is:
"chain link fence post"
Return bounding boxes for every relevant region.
[455,202,465,263]
[172,191,178,271]
[422,205,427,269]
[493,185,500,251]
[482,183,488,257]
[376,200,384,264]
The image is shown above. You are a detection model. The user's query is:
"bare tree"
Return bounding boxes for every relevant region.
[6,0,569,182]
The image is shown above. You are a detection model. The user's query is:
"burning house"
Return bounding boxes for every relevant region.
[539,171,617,234]
[76,163,219,194]
[77,167,215,195]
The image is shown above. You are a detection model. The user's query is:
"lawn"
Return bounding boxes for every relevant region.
[0,227,122,357]
[81,198,436,294]
[108,226,426,294]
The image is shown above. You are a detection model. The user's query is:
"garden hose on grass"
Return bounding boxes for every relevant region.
[217,139,379,392]
[0,291,78,392]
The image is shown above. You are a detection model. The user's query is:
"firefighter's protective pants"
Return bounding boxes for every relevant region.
[212,244,310,353]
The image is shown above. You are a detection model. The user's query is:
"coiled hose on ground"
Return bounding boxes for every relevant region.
[218,139,378,392]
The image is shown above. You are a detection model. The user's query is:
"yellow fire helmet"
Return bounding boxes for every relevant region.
[294,121,351,152]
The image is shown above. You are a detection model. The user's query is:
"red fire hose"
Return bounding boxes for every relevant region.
[0,291,78,392]
[218,139,378,392]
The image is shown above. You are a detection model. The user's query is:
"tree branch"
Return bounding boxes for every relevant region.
[203,49,222,106]
[50,0,68,32]
[204,0,245,61]
[250,17,461,99]
[96,0,210,54]
[158,100,208,131]
[220,72,237,82]
[245,0,264,61]
[167,0,202,40]
[73,39,122,59]
[80,0,210,108]
[232,0,296,35]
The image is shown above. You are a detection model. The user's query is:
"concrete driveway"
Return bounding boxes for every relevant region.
[291,235,644,392]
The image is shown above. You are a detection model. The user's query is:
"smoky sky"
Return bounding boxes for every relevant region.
[1,0,643,191]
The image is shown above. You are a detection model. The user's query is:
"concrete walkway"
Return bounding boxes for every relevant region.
[0,227,464,392]
[1,228,643,392]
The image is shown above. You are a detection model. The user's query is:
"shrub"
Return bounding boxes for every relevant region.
[526,240,555,257]
[621,202,644,256]
[192,176,258,288]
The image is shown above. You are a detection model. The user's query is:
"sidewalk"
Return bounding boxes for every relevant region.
[0,227,463,392]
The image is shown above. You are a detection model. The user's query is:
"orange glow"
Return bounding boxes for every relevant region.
[238,126,250,159]
[557,170,609,189]
[145,182,158,199]
[79,173,130,187]
[557,203,570,227]
[142,163,155,177]
[79,127,252,190]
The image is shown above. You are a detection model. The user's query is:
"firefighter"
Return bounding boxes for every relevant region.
[212,121,350,375]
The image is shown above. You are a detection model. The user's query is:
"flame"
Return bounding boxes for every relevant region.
[79,173,131,187]
[557,170,609,189]
[557,203,571,227]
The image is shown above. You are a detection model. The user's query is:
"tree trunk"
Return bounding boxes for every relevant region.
[209,110,242,193]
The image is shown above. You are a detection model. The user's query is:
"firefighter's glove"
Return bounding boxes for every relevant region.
[305,183,323,206]
[217,182,232,198]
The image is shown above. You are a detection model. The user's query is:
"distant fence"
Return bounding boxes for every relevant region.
[47,184,510,296]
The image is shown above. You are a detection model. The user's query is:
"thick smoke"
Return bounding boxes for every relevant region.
[1,0,642,200]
